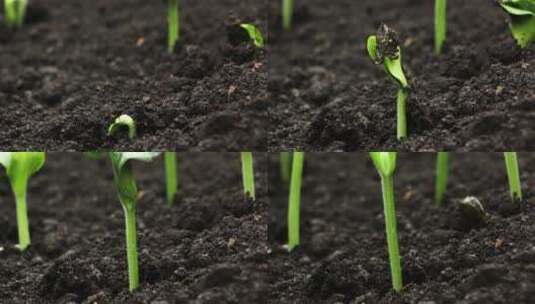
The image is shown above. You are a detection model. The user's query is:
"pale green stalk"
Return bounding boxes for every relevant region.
[241,152,255,200]
[435,152,449,205]
[168,0,180,53]
[164,152,178,206]
[504,152,522,201]
[287,152,304,251]
[435,0,447,54]
[282,0,293,30]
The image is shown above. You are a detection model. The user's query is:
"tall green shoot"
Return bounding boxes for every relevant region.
[4,0,27,28]
[287,152,304,251]
[504,152,522,201]
[369,152,402,292]
[282,0,294,30]
[435,152,449,205]
[168,0,180,53]
[164,152,178,206]
[498,0,535,48]
[0,152,45,251]
[435,0,447,54]
[367,24,410,140]
[109,152,160,292]
[241,152,255,200]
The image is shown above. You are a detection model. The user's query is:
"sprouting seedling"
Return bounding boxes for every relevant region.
[241,152,255,200]
[287,151,304,251]
[108,114,136,140]
[435,152,449,205]
[108,152,160,292]
[282,0,294,30]
[0,152,45,251]
[369,152,402,292]
[164,152,178,206]
[435,0,447,54]
[240,23,265,48]
[498,0,535,48]
[367,24,410,140]
[504,152,522,201]
[4,0,27,28]
[280,152,291,184]
[168,0,180,53]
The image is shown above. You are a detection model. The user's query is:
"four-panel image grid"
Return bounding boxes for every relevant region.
[1,0,534,303]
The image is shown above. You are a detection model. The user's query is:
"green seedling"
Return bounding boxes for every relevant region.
[241,152,255,200]
[282,0,294,30]
[109,152,160,292]
[0,152,45,251]
[108,114,136,140]
[435,152,449,205]
[369,152,402,292]
[504,152,522,201]
[168,0,180,53]
[240,23,265,48]
[287,151,304,251]
[280,152,291,184]
[4,0,27,28]
[164,152,178,206]
[498,0,535,48]
[367,24,410,140]
[435,0,447,54]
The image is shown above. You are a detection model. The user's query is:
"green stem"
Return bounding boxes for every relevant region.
[168,0,180,53]
[381,175,403,292]
[14,189,30,251]
[504,152,522,201]
[288,152,304,251]
[122,204,139,292]
[280,152,291,184]
[164,152,178,206]
[282,0,293,30]
[435,0,447,54]
[397,88,408,140]
[241,152,255,200]
[435,152,449,206]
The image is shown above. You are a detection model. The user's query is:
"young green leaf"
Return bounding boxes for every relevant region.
[499,0,535,48]
[168,0,180,53]
[435,0,447,54]
[240,23,265,48]
[0,152,45,251]
[164,152,178,206]
[4,0,27,28]
[241,152,256,200]
[108,114,136,140]
[108,152,160,292]
[282,0,294,30]
[435,152,449,205]
[367,24,410,140]
[504,152,522,201]
[369,152,402,292]
[287,152,304,251]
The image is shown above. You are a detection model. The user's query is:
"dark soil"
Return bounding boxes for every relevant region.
[268,0,535,151]
[268,153,535,303]
[0,0,267,151]
[0,152,268,303]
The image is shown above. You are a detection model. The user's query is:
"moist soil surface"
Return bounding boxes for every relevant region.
[0,153,268,303]
[268,0,535,151]
[269,153,535,303]
[0,0,267,151]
